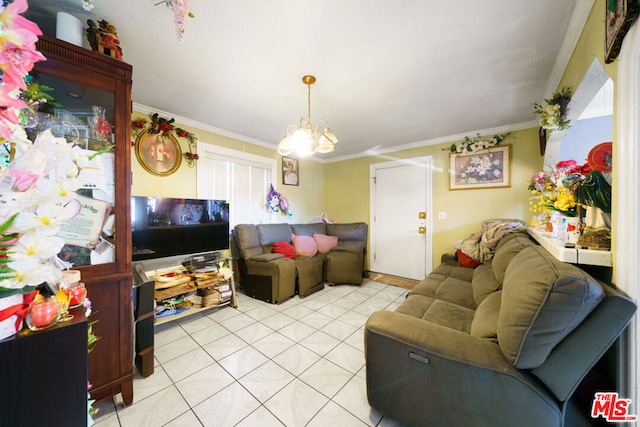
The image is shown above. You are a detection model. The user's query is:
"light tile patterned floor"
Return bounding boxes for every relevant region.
[92,279,408,427]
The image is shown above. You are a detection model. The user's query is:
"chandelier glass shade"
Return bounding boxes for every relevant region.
[277,75,338,157]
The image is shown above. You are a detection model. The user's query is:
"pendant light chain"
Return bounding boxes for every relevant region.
[307,81,312,124]
[277,74,338,157]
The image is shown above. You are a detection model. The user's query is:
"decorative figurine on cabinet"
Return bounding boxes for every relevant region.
[86,19,123,60]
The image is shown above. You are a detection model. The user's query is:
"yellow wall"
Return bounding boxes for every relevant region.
[274,158,326,224]
[131,111,325,223]
[325,128,542,268]
[132,123,541,271]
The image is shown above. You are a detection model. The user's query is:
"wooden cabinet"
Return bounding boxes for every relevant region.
[0,308,88,427]
[34,35,134,405]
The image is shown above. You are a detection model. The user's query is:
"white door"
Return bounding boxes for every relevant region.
[370,157,433,280]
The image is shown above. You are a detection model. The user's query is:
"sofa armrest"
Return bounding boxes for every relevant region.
[249,253,285,262]
[365,310,561,427]
[244,256,296,303]
[440,252,458,266]
[366,310,510,371]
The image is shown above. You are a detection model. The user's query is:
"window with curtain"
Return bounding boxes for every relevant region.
[196,143,277,228]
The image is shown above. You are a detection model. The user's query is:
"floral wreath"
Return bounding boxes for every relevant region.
[131,113,199,166]
[444,132,510,154]
[533,86,572,131]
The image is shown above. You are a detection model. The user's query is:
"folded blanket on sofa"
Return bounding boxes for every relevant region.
[459,219,525,262]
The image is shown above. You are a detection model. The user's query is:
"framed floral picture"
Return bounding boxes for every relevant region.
[135,130,182,176]
[282,156,299,186]
[449,145,511,190]
[605,0,639,64]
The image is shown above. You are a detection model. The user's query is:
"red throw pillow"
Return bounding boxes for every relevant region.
[457,249,481,269]
[272,241,296,259]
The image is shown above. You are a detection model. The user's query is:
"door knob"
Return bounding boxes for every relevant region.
[418,212,426,219]
[418,226,426,234]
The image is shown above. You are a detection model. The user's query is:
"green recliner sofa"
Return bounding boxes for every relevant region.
[365,232,636,427]
[232,222,368,303]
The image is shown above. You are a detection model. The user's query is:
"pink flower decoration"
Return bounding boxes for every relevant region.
[0,0,45,139]
[9,168,39,191]
[171,0,191,42]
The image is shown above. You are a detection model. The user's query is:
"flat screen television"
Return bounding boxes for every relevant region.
[131,196,230,261]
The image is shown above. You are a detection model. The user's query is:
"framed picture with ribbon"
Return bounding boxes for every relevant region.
[135,130,182,176]
[605,0,639,63]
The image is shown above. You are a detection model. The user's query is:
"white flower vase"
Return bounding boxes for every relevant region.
[0,294,25,341]
[566,217,581,244]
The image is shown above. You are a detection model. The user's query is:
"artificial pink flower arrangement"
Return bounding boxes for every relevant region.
[0,0,46,141]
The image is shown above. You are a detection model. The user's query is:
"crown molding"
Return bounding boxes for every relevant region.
[132,102,277,151]
[321,120,539,163]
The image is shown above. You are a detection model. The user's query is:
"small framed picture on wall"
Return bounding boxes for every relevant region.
[282,157,299,186]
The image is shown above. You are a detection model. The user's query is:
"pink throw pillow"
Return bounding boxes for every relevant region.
[313,233,338,253]
[291,233,318,257]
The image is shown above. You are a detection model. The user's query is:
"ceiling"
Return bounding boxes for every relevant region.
[24,0,584,161]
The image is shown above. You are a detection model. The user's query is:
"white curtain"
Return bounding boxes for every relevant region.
[196,143,276,228]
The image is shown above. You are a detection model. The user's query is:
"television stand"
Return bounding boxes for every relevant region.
[132,251,238,376]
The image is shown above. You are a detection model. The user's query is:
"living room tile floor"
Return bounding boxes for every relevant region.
[92,279,409,427]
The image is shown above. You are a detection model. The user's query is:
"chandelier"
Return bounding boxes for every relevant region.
[277,75,338,157]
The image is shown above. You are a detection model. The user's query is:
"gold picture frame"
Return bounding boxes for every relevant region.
[449,145,511,190]
[135,130,182,176]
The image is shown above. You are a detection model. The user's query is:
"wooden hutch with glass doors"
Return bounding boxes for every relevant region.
[33,35,134,405]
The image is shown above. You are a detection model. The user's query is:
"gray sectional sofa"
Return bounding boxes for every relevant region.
[232,222,368,303]
[365,232,636,427]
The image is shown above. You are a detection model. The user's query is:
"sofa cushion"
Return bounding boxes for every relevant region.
[291,223,326,237]
[234,224,263,260]
[497,246,605,369]
[396,294,475,333]
[334,240,365,253]
[243,247,264,259]
[470,290,501,341]
[313,233,338,253]
[272,241,296,259]
[326,223,368,241]
[491,232,535,283]
[257,223,293,245]
[291,233,318,257]
[411,275,476,310]
[471,261,501,305]
[431,262,475,282]
[250,253,285,262]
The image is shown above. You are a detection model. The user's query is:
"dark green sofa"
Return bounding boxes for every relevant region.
[365,232,636,427]
[232,222,367,303]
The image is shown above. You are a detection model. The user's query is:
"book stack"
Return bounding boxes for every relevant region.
[194,270,232,308]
